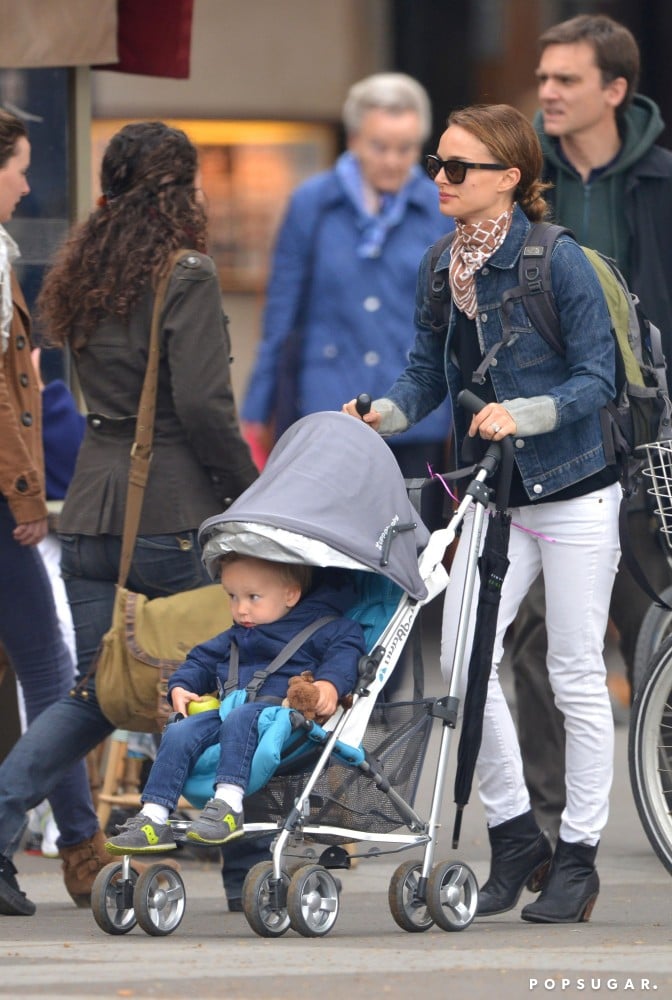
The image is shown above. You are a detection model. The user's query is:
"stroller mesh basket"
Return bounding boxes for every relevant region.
[245,699,433,836]
[640,441,672,549]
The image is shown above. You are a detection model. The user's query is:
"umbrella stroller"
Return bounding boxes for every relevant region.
[93,398,512,938]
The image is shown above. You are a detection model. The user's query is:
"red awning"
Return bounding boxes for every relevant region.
[100,0,194,79]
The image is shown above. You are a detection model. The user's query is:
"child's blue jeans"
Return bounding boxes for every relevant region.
[141,702,269,810]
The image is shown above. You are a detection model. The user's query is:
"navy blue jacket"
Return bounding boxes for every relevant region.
[167,580,365,704]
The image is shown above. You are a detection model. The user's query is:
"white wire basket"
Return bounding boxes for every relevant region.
[640,441,672,547]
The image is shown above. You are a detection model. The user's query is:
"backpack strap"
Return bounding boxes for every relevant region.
[224,615,339,701]
[427,232,455,332]
[512,221,575,356]
[618,501,672,610]
[642,312,671,398]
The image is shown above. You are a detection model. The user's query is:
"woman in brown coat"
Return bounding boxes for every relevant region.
[0,110,92,917]
[0,121,258,916]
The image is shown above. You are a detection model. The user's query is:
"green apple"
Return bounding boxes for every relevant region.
[187,696,221,715]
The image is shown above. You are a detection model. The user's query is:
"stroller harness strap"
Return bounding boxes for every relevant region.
[224,615,339,701]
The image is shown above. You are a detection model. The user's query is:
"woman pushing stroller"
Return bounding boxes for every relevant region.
[344,103,620,924]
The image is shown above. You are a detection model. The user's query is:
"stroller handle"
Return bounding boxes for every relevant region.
[355,393,372,416]
[457,389,514,512]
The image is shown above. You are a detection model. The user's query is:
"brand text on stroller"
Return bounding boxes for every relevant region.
[376,515,400,551]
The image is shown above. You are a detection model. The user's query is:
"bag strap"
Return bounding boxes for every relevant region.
[427,232,455,332]
[224,615,338,700]
[117,249,195,587]
[514,221,571,355]
[618,500,672,610]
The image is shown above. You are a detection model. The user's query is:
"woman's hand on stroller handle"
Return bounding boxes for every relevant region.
[458,389,517,442]
[342,394,381,431]
[458,390,515,509]
[355,393,372,416]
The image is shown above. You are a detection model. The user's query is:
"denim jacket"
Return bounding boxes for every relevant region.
[378,205,616,499]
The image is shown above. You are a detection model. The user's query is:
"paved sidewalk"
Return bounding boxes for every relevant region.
[2,608,670,1000]
[1,719,670,1000]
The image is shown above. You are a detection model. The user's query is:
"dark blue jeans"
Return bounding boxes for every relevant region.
[0,499,91,852]
[0,529,210,856]
[142,702,268,810]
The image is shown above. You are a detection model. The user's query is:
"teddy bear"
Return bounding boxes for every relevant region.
[283,670,353,724]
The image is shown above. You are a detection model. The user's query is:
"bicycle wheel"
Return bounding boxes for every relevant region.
[632,585,672,697]
[628,635,672,874]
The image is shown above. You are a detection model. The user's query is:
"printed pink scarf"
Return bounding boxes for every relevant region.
[449,208,513,318]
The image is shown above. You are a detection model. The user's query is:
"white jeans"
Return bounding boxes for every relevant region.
[440,482,621,845]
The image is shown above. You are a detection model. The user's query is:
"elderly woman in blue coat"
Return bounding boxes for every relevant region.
[242,72,453,509]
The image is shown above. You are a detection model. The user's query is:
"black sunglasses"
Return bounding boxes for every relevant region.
[425,155,509,184]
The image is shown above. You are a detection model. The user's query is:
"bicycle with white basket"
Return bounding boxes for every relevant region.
[629,441,672,874]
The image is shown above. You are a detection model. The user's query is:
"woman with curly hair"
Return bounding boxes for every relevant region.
[0,121,257,916]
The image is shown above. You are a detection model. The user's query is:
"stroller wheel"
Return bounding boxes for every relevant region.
[426,860,478,931]
[286,864,340,937]
[133,863,186,936]
[91,861,138,935]
[388,860,434,933]
[242,861,292,937]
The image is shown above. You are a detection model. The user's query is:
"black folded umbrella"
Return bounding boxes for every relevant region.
[451,452,513,849]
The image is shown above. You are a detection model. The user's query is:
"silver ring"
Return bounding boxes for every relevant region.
[491,423,501,434]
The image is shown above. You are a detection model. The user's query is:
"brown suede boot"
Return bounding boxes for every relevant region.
[60,829,111,907]
[60,828,180,908]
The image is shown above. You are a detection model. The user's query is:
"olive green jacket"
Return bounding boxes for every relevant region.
[59,252,257,537]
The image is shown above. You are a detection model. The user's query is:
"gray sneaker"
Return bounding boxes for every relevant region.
[105,813,177,855]
[185,799,244,845]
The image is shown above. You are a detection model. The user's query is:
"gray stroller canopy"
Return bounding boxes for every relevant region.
[199,412,430,600]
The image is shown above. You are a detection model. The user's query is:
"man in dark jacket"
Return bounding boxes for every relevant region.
[511,13,672,838]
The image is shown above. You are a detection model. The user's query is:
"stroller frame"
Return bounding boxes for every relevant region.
[91,406,508,938]
[234,443,499,938]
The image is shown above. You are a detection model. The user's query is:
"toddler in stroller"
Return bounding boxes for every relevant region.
[93,407,508,938]
[104,554,365,854]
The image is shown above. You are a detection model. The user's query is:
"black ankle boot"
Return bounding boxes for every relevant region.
[521,838,599,923]
[0,853,36,916]
[476,810,552,916]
